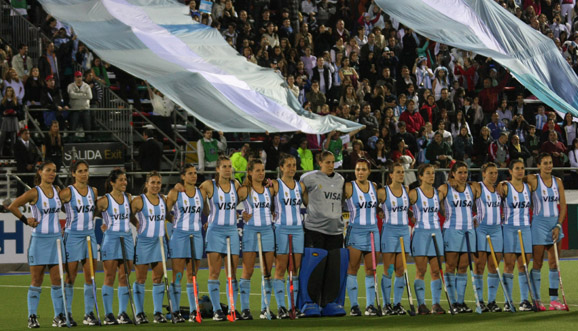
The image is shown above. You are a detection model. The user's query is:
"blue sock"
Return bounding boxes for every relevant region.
[445,273,456,304]
[346,274,359,308]
[65,284,74,314]
[186,283,197,312]
[288,277,299,309]
[431,279,441,305]
[153,284,165,314]
[456,273,467,304]
[171,283,182,313]
[239,278,251,311]
[51,285,64,317]
[28,286,42,316]
[232,280,239,310]
[503,273,514,304]
[549,269,559,301]
[531,269,542,301]
[117,286,129,316]
[414,279,425,306]
[393,276,405,305]
[273,279,285,310]
[102,285,114,315]
[473,274,484,303]
[487,273,499,303]
[261,278,273,311]
[84,283,93,315]
[133,282,145,315]
[381,274,392,305]
[366,276,376,309]
[208,280,221,313]
[519,272,529,302]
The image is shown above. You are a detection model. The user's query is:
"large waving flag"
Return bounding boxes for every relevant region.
[376,0,578,117]
[38,0,363,133]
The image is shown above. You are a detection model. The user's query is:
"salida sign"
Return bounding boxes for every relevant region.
[64,143,125,166]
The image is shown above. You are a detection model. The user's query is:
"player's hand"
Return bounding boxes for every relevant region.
[552,226,560,242]
[242,212,252,223]
[203,223,208,231]
[27,218,39,228]
[101,224,108,232]
[174,182,185,192]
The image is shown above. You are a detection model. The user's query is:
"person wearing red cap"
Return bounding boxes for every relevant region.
[40,75,69,128]
[67,71,92,139]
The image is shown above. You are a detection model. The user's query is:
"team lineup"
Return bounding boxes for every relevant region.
[7,151,569,328]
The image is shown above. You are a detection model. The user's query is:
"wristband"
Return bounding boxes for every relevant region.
[556,223,562,230]
[19,215,28,225]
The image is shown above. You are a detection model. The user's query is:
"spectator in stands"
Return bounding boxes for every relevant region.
[413,56,434,90]
[3,68,25,104]
[426,131,453,168]
[348,139,374,170]
[395,121,418,156]
[488,132,510,169]
[339,57,359,88]
[437,120,453,146]
[67,71,92,138]
[472,126,492,166]
[84,70,102,108]
[11,43,33,81]
[231,143,250,182]
[513,93,533,120]
[323,130,345,169]
[436,87,455,116]
[358,103,379,142]
[311,57,332,95]
[91,57,110,86]
[339,84,358,108]
[306,80,326,113]
[396,66,415,95]
[145,81,175,137]
[38,42,60,87]
[562,112,577,148]
[535,105,547,130]
[263,133,284,173]
[197,128,227,176]
[297,139,314,171]
[24,67,42,107]
[138,129,163,171]
[478,70,511,123]
[450,110,471,138]
[13,128,39,196]
[541,130,568,167]
[419,94,436,124]
[569,138,578,178]
[509,114,530,143]
[332,19,349,43]
[74,42,94,72]
[42,120,64,173]
[496,98,513,123]
[487,112,506,140]
[399,99,424,135]
[453,126,473,162]
[0,86,22,156]
[541,118,563,143]
[41,75,68,129]
[508,134,531,164]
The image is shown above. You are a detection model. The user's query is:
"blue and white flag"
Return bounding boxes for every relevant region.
[376,0,578,117]
[39,0,362,133]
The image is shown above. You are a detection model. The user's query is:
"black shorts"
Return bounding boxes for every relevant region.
[304,228,343,251]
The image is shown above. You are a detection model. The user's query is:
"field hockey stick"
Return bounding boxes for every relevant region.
[257,233,272,320]
[288,234,296,320]
[189,235,202,322]
[119,237,138,325]
[370,232,383,316]
[486,235,516,313]
[517,230,539,312]
[431,233,456,315]
[552,241,569,311]
[226,236,236,322]
[163,222,181,318]
[465,233,483,314]
[399,237,416,316]
[56,239,72,327]
[86,236,102,325]
[159,236,176,323]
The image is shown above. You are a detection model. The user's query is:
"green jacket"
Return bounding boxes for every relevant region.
[230,151,247,182]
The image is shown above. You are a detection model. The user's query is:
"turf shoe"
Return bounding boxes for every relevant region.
[503,303,513,313]
[478,301,490,313]
[536,301,546,311]
[277,307,289,319]
[451,303,462,314]
[212,310,226,321]
[67,313,77,327]
[259,309,276,320]
[188,311,198,323]
[240,309,253,320]
[153,312,167,323]
[519,300,533,311]
[172,312,185,323]
[117,312,133,324]
[349,305,362,316]
[460,303,473,313]
[295,309,305,318]
[382,304,395,315]
[102,313,118,325]
[392,303,407,315]
[135,312,149,324]
[549,300,568,311]
[83,312,99,326]
[28,314,40,328]
[430,304,446,314]
[418,304,431,315]
[487,301,502,312]
[52,313,67,327]
[365,305,380,316]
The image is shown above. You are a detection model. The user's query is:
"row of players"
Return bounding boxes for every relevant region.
[7,152,566,327]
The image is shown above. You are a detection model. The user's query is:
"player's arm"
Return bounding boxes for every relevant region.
[59,186,72,203]
[343,182,353,200]
[130,195,142,227]
[7,188,39,227]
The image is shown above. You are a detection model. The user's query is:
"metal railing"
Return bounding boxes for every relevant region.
[0,2,46,64]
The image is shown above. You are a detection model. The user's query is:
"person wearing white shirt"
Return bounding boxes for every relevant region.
[67,71,92,137]
[197,129,227,176]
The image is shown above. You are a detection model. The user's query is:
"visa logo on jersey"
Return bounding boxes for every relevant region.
[357,201,378,209]
[218,202,236,210]
[75,205,96,213]
[112,214,129,220]
[253,202,270,209]
[451,200,473,208]
[42,207,60,214]
[148,215,163,222]
[420,207,438,213]
[283,198,301,206]
[485,202,500,207]
[324,192,341,200]
[542,196,559,202]
[512,201,531,208]
[391,206,408,212]
[180,206,201,214]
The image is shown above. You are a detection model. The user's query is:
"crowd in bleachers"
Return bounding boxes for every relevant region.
[2,0,578,186]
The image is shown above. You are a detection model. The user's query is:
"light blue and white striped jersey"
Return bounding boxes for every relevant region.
[444,184,474,230]
[382,185,410,226]
[102,193,131,233]
[31,186,62,235]
[274,179,303,227]
[413,188,440,230]
[532,174,560,218]
[503,182,531,227]
[208,180,238,227]
[173,189,203,232]
[64,185,96,233]
[346,181,378,228]
[243,188,273,227]
[475,182,501,226]
[136,194,166,238]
